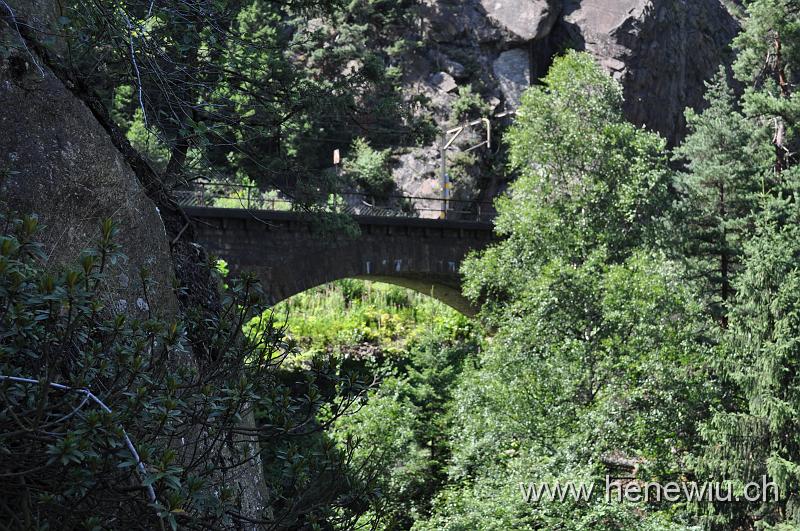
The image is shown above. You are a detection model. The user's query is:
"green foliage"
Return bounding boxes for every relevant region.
[495,50,669,268]
[463,51,670,325]
[125,109,171,172]
[415,460,694,531]
[343,137,396,199]
[450,85,490,123]
[696,197,800,529]
[263,280,471,360]
[332,377,427,529]
[0,213,370,529]
[111,86,170,172]
[672,69,773,321]
[269,280,480,528]
[62,0,428,202]
[22,3,800,530]
[445,253,714,522]
[733,0,800,98]
[730,0,800,174]
[448,52,712,529]
[446,151,479,198]
[680,3,800,528]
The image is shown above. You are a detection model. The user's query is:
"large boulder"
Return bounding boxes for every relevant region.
[493,48,532,108]
[420,0,504,44]
[430,70,459,93]
[0,23,178,319]
[0,8,269,525]
[480,0,562,41]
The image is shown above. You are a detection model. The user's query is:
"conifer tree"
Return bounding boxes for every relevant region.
[733,0,800,175]
[696,2,800,528]
[700,199,800,529]
[672,70,772,323]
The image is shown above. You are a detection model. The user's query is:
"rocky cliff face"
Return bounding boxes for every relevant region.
[0,4,178,319]
[561,0,739,144]
[389,0,739,206]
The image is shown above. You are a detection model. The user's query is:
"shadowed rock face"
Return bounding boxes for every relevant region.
[0,13,178,320]
[417,0,738,142]
[388,0,739,205]
[562,0,740,144]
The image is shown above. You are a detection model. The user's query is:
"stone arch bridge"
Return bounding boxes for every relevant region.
[182,187,495,315]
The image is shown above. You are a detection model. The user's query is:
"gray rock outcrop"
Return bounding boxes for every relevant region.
[387,0,739,204]
[430,70,459,93]
[0,4,269,525]
[0,19,178,319]
[493,48,532,107]
[562,0,740,144]
[480,0,561,41]
[417,0,738,142]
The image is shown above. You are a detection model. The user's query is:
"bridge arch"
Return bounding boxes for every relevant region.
[184,207,495,316]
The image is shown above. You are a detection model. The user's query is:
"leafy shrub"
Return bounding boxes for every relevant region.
[337,278,366,304]
[0,212,371,529]
[343,137,396,199]
[450,85,490,124]
[384,286,411,308]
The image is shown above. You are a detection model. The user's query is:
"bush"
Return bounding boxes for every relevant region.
[0,212,371,529]
[343,137,396,199]
[450,85,490,124]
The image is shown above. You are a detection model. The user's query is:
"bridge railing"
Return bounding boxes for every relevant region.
[175,181,496,222]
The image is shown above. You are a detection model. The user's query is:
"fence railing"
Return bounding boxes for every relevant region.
[174,182,495,222]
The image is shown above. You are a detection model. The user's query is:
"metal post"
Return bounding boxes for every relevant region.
[440,134,447,219]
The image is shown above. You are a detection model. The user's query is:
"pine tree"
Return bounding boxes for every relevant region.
[672,69,772,324]
[733,0,800,175]
[696,3,800,527]
[700,198,800,529]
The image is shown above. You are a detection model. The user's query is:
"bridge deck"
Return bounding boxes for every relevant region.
[183,206,494,231]
[183,205,495,315]
[176,181,496,223]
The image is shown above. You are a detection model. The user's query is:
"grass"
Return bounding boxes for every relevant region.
[247,279,472,363]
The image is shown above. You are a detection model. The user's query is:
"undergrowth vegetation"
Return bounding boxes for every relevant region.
[266,280,472,357]
[263,280,481,528]
[0,214,373,530]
